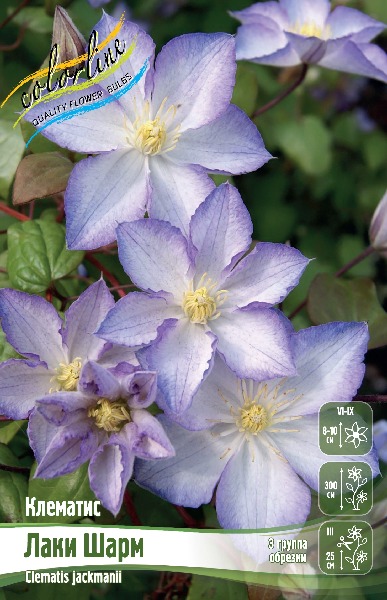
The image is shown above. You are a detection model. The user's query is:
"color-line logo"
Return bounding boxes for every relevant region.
[1,14,147,148]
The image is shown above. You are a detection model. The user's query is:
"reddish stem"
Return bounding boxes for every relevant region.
[354,395,387,403]
[85,253,126,298]
[123,490,142,525]
[0,416,12,422]
[0,203,29,221]
[0,464,29,474]
[252,64,308,118]
[173,505,205,528]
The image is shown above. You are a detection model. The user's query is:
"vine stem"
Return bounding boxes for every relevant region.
[0,0,31,30]
[0,202,29,221]
[354,395,387,403]
[288,245,375,320]
[85,253,126,298]
[252,64,308,118]
[123,490,142,525]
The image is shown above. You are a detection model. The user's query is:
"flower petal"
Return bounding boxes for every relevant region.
[280,0,330,27]
[116,219,192,296]
[152,33,236,131]
[148,157,215,237]
[189,183,252,284]
[134,416,231,507]
[0,289,64,367]
[138,319,216,414]
[212,307,295,380]
[0,359,52,419]
[326,6,385,43]
[98,344,140,368]
[284,32,327,64]
[92,13,155,116]
[320,40,387,83]
[277,322,369,418]
[216,437,311,529]
[79,361,121,399]
[165,355,240,431]
[65,149,149,250]
[223,242,309,308]
[171,105,272,175]
[97,292,180,347]
[235,23,299,66]
[61,279,114,362]
[88,433,135,516]
[270,415,380,491]
[36,392,91,426]
[131,410,175,459]
[125,371,157,408]
[34,420,98,479]
[231,2,288,28]
[28,408,59,463]
[26,91,128,153]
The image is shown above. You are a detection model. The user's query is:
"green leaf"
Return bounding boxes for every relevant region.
[0,120,25,199]
[0,443,21,468]
[363,131,387,172]
[0,470,27,523]
[231,65,258,116]
[188,575,248,600]
[13,153,73,205]
[13,7,53,34]
[7,220,84,293]
[0,326,19,362]
[0,422,24,445]
[28,463,96,523]
[275,116,332,176]
[307,274,387,349]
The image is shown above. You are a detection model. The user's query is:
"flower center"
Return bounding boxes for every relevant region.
[135,118,167,155]
[127,97,181,156]
[50,357,82,392]
[236,402,269,434]
[88,398,131,433]
[182,274,228,325]
[289,21,330,39]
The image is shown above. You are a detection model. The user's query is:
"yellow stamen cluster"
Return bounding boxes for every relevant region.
[128,97,181,156]
[236,402,269,434]
[88,398,132,433]
[50,357,82,392]
[182,274,228,324]
[289,21,331,39]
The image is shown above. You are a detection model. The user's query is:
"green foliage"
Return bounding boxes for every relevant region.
[188,575,249,599]
[28,463,96,524]
[308,275,387,349]
[7,220,84,293]
[0,469,27,523]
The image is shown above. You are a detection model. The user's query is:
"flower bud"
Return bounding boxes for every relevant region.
[52,6,86,76]
[369,190,387,257]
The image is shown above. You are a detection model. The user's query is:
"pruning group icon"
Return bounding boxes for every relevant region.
[319,521,373,575]
[319,462,373,516]
[319,402,373,455]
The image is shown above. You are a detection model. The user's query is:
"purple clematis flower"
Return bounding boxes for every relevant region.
[231,0,387,83]
[0,279,126,420]
[28,360,174,516]
[26,13,271,250]
[134,322,380,561]
[97,183,309,414]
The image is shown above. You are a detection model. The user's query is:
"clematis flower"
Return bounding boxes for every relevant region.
[231,0,387,83]
[26,13,271,250]
[0,280,117,420]
[373,419,387,462]
[134,322,380,561]
[28,360,174,515]
[369,190,387,257]
[98,183,309,414]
